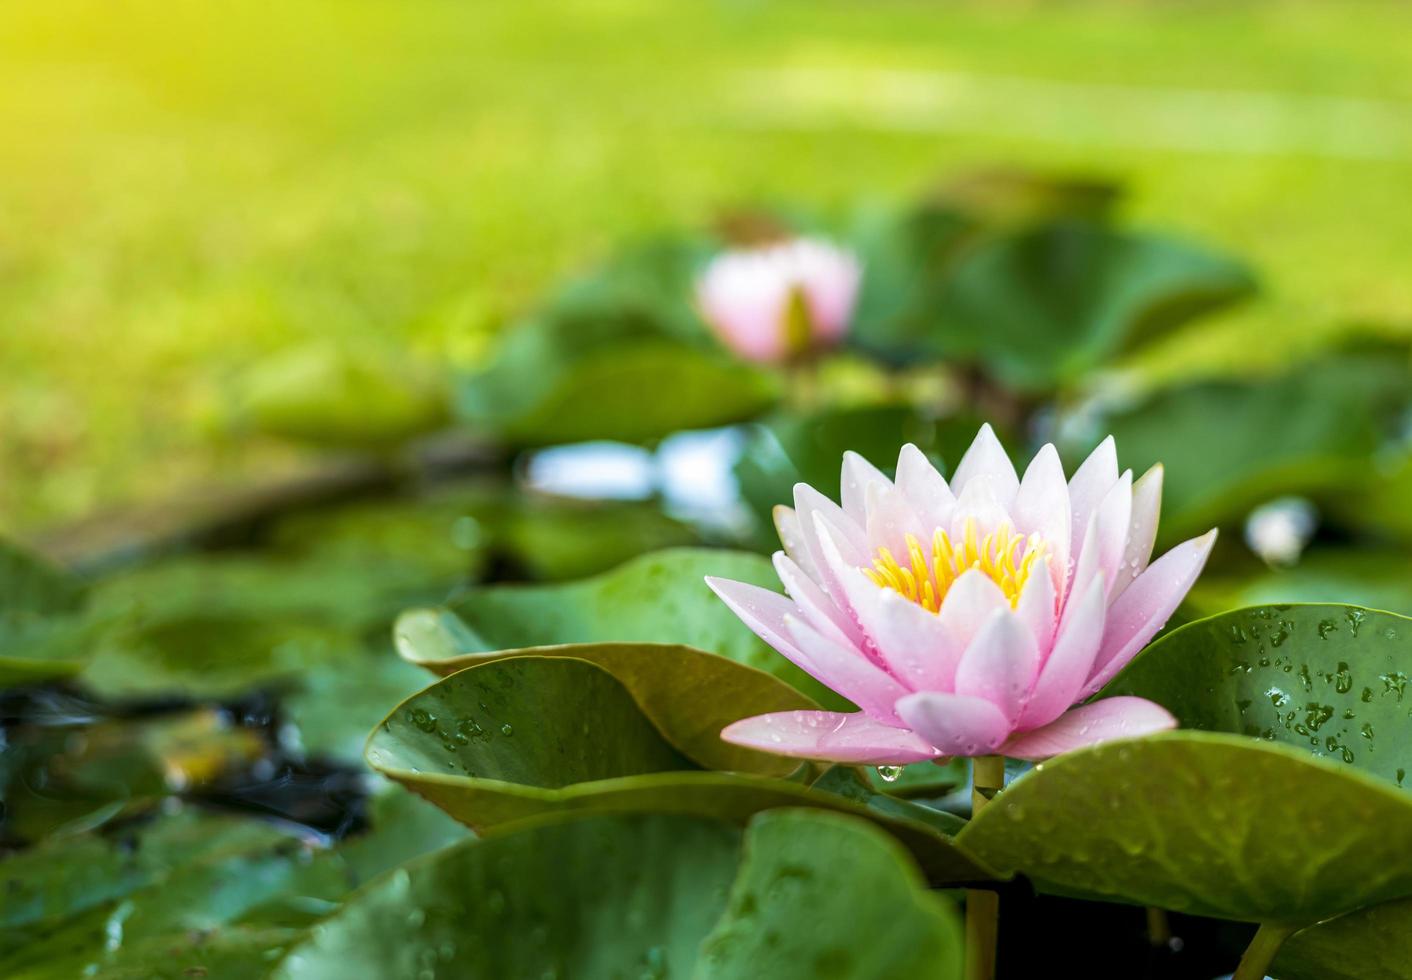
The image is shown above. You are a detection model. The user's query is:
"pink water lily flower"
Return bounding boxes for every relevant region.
[695,237,861,363]
[708,425,1216,763]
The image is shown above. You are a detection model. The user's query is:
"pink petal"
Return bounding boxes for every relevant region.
[1000,697,1176,760]
[1089,470,1133,601]
[812,516,960,692]
[841,451,893,525]
[894,691,1014,756]
[1068,436,1119,562]
[895,443,955,531]
[1062,468,1131,621]
[1112,464,1163,598]
[1012,443,1071,595]
[950,423,1019,506]
[864,482,925,562]
[936,569,1010,654]
[793,483,867,602]
[854,580,964,693]
[773,505,821,584]
[705,576,811,665]
[954,610,1040,723]
[1014,559,1058,652]
[785,616,911,724]
[948,475,1014,544]
[1079,529,1218,698]
[721,711,940,765]
[1019,577,1105,730]
[708,574,904,721]
[773,551,861,648]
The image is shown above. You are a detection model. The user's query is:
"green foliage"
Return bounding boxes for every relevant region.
[962,605,1412,925]
[401,547,847,708]
[272,810,964,980]
[394,635,817,775]
[0,539,95,687]
[1075,344,1412,543]
[230,343,451,449]
[367,656,992,884]
[932,222,1254,390]
[0,795,465,979]
[961,731,1412,922]
[1275,897,1412,980]
[1107,604,1412,786]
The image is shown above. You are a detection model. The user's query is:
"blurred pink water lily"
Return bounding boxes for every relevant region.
[708,425,1216,764]
[695,237,861,363]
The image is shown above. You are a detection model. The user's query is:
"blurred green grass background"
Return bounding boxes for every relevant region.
[4,0,1411,530]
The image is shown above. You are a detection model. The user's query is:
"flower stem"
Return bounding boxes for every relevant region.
[965,756,1005,980]
[1232,923,1296,980]
[1145,907,1171,947]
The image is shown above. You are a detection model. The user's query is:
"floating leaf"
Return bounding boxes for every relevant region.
[1106,605,1412,788]
[695,809,964,979]
[274,813,741,980]
[231,342,450,449]
[960,731,1412,922]
[1274,896,1412,980]
[1077,348,1412,543]
[1189,550,1412,621]
[393,634,816,776]
[0,786,465,977]
[367,657,992,884]
[934,222,1255,391]
[457,325,779,446]
[0,539,92,687]
[274,810,964,979]
[398,547,845,708]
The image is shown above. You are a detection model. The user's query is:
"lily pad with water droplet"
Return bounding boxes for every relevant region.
[367,656,994,885]
[1105,604,1412,789]
[959,731,1412,923]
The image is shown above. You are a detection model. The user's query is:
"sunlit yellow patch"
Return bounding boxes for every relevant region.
[862,519,1047,612]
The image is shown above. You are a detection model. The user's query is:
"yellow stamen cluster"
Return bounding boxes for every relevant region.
[862,520,1047,612]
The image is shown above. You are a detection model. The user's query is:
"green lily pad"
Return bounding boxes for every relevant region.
[933,222,1254,391]
[1189,550,1412,622]
[393,634,816,776]
[960,731,1412,922]
[274,813,742,980]
[696,809,964,979]
[1078,347,1412,544]
[273,809,963,980]
[0,781,468,978]
[397,547,846,708]
[231,342,450,449]
[366,657,993,884]
[457,326,779,447]
[1106,604,1412,788]
[0,539,92,687]
[1274,896,1412,980]
[493,496,698,582]
[0,808,348,977]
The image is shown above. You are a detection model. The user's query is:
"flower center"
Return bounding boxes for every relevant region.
[861,519,1047,612]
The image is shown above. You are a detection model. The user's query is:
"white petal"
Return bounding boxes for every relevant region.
[896,443,956,531]
[1068,435,1119,559]
[951,423,1019,505]
[841,451,892,524]
[1012,443,1071,596]
[1112,464,1163,598]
